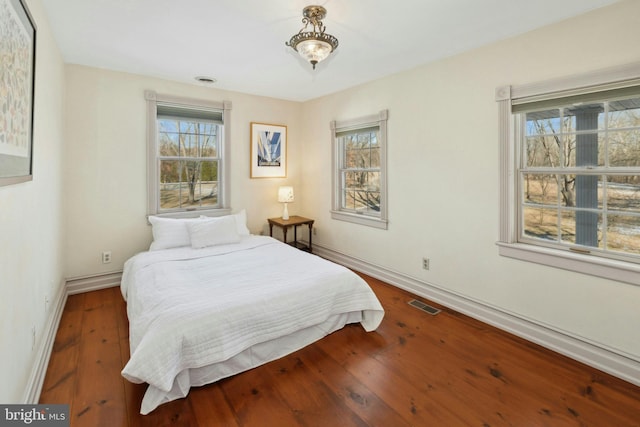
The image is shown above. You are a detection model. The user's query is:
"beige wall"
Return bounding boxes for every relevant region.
[0,0,66,403]
[63,66,303,278]
[300,0,640,359]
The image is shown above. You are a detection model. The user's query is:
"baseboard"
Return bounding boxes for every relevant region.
[22,282,67,404]
[313,244,640,388]
[66,271,122,295]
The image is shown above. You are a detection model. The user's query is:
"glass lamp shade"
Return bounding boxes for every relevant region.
[278,186,294,203]
[296,39,332,69]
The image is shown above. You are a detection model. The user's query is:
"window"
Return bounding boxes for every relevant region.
[496,63,640,285]
[146,91,232,216]
[331,110,388,229]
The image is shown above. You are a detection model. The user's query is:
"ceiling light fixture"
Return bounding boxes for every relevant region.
[286,5,338,70]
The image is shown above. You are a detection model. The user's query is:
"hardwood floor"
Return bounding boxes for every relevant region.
[40,273,640,426]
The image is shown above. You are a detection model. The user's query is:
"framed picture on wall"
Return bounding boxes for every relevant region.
[0,0,37,187]
[250,122,287,178]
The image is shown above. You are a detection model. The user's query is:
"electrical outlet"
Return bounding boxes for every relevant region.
[31,326,36,351]
[313,227,317,236]
[422,257,430,270]
[102,251,112,264]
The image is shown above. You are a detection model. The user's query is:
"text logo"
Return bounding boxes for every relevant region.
[0,405,69,427]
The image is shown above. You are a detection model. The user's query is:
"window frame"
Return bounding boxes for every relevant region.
[330,110,389,229]
[496,62,640,286]
[146,90,232,218]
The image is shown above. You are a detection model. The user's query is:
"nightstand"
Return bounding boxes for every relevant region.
[268,216,314,253]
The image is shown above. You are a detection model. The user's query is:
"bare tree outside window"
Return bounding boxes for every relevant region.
[340,130,381,213]
[158,119,220,210]
[520,96,640,257]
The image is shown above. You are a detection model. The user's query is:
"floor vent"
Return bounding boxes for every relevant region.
[408,299,441,315]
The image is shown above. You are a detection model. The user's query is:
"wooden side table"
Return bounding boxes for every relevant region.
[268,216,314,253]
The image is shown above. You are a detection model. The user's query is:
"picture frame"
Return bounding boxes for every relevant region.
[0,0,36,187]
[250,122,287,178]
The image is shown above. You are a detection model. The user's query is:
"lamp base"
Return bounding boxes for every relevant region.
[282,203,289,220]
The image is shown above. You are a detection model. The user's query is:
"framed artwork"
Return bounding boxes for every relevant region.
[0,0,36,187]
[250,122,287,178]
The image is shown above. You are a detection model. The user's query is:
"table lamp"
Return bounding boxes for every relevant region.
[278,186,294,220]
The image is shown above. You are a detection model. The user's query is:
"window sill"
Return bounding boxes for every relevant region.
[150,208,232,220]
[497,242,640,286]
[331,210,388,229]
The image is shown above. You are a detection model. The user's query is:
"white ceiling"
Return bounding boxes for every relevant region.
[39,0,620,102]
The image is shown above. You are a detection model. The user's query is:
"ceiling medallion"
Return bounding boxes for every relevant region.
[286,5,339,70]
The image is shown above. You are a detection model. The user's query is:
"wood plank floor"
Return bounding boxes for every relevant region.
[40,273,640,426]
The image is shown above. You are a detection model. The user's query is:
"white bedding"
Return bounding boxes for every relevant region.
[120,235,384,414]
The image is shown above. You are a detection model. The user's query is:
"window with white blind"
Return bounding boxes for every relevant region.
[496,63,640,285]
[146,91,232,216]
[331,110,388,229]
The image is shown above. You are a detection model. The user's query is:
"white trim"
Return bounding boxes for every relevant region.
[146,91,159,214]
[510,61,640,102]
[21,283,67,404]
[498,242,640,286]
[66,271,122,295]
[221,101,232,211]
[149,208,232,221]
[496,86,514,242]
[330,210,388,229]
[313,243,640,387]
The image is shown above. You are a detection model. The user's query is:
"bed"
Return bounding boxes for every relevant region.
[120,212,385,414]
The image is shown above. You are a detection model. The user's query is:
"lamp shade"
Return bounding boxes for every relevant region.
[278,186,294,203]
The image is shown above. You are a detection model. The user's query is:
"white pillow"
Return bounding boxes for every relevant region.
[188,215,241,249]
[234,209,251,236]
[148,216,203,251]
[200,210,250,236]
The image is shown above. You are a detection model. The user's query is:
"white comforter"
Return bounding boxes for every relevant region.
[120,236,384,414]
